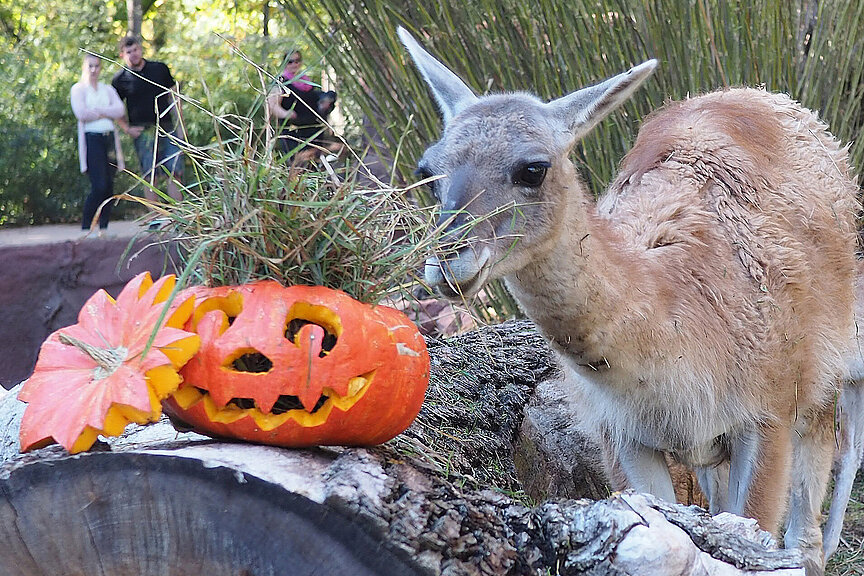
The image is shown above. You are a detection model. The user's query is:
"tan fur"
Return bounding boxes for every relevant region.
[402,31,859,575]
[530,93,857,559]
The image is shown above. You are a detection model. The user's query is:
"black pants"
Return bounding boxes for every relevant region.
[82,132,115,230]
[280,125,325,156]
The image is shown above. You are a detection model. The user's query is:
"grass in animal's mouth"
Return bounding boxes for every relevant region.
[119,112,450,307]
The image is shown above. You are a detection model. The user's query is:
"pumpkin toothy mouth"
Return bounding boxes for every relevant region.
[171,371,374,430]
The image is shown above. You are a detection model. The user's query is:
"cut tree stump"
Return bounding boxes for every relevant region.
[0,320,804,575]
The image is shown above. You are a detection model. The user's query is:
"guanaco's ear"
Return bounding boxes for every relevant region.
[398,26,478,125]
[548,60,658,141]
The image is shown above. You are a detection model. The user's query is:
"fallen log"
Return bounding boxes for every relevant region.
[0,320,804,575]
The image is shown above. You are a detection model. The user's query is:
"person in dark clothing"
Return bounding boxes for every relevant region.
[112,35,184,201]
[266,50,339,159]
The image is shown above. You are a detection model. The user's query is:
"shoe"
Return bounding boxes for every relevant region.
[147,218,170,231]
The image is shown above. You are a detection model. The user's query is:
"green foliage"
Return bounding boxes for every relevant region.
[0,1,123,226]
[0,0,318,226]
[282,0,864,198]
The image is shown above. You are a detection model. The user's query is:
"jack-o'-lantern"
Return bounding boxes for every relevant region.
[163,281,430,446]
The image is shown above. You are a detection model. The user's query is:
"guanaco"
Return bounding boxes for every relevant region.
[399,27,859,575]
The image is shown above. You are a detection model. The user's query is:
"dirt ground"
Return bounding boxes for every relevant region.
[0,220,169,388]
[0,220,144,247]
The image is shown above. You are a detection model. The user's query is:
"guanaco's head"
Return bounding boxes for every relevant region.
[398,27,656,298]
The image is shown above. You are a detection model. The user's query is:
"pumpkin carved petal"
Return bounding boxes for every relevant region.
[18,272,200,454]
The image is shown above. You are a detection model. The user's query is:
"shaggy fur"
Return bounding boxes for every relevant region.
[400,28,859,575]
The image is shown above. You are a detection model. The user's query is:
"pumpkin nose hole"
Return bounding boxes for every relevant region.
[285,319,337,357]
[231,352,273,373]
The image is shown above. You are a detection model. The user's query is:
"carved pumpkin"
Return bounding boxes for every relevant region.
[163,281,430,446]
[18,272,200,453]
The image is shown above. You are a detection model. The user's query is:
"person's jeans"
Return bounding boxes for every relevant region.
[132,126,184,181]
[82,132,115,230]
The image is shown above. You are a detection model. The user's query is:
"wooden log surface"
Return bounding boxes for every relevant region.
[0,320,805,575]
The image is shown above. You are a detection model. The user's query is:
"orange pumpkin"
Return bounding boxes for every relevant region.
[163,281,430,446]
[18,272,199,453]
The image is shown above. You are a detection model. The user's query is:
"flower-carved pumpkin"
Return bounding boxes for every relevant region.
[163,281,430,446]
[18,272,200,454]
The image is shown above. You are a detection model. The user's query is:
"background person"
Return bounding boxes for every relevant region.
[112,35,184,201]
[70,53,126,235]
[266,50,339,159]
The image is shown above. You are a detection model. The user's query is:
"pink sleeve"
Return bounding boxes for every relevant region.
[69,83,101,123]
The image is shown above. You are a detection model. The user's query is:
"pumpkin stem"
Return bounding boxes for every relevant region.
[58,332,129,379]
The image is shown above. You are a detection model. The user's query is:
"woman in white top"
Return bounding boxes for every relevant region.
[70,53,125,233]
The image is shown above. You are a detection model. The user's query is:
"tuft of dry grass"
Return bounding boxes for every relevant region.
[120,105,457,306]
[111,42,527,342]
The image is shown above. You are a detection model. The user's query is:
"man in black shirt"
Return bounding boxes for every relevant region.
[112,36,183,201]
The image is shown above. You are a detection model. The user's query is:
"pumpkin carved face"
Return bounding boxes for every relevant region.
[164,282,430,446]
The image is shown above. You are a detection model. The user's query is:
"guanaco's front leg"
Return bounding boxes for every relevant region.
[607,438,677,503]
[742,422,792,535]
[727,428,761,516]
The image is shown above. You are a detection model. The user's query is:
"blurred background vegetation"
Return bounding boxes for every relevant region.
[2,0,863,228]
[0,0,311,226]
[289,0,864,197]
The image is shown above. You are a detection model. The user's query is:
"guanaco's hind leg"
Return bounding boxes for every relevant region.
[785,403,836,576]
[823,382,864,559]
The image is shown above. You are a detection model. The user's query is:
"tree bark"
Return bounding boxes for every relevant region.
[0,321,804,575]
[126,0,142,38]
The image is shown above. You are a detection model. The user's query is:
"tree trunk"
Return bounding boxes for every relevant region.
[126,0,142,38]
[0,321,804,575]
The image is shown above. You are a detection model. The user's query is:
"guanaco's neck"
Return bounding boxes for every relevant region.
[505,191,661,370]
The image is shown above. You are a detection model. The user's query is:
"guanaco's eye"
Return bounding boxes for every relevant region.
[415,166,432,180]
[415,165,439,198]
[513,161,551,188]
